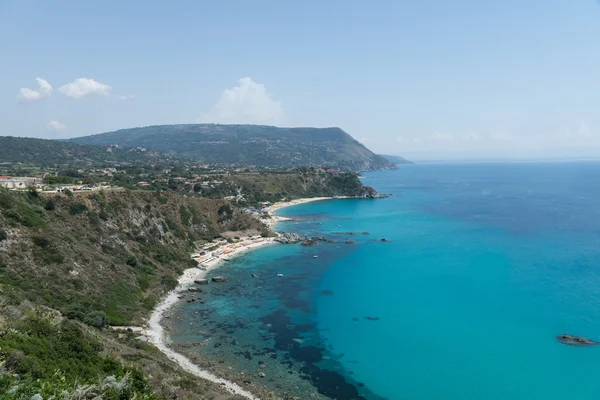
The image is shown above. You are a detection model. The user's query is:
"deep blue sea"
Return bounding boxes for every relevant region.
[170,162,600,399]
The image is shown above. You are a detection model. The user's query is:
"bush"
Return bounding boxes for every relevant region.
[69,202,88,215]
[84,311,109,329]
[32,235,50,248]
[0,228,7,242]
[66,303,87,321]
[44,199,56,211]
[126,254,138,267]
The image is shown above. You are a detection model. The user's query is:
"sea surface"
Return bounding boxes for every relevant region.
[169,162,600,399]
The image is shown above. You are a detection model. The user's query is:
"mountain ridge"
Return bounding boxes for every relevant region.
[69,124,397,172]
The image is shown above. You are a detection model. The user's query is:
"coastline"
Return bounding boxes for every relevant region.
[132,196,335,399]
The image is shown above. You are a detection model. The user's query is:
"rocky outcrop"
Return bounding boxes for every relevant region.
[276,232,303,244]
[301,236,334,246]
[211,276,230,283]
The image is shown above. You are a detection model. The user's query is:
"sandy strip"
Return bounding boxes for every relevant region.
[138,197,338,399]
[267,196,339,216]
[141,239,276,399]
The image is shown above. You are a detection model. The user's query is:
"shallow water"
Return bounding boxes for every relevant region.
[170,162,600,399]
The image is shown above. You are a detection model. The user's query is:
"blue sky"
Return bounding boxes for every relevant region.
[2,0,600,160]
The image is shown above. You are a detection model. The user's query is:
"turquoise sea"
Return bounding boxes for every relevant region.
[169,162,600,399]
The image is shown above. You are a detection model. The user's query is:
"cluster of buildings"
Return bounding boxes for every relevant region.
[0,175,117,193]
[0,176,42,189]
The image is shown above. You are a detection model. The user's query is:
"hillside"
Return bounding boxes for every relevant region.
[0,188,274,398]
[0,176,379,398]
[0,136,180,167]
[192,170,379,204]
[69,124,397,172]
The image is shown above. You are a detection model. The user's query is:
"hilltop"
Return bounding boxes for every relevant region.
[69,124,397,172]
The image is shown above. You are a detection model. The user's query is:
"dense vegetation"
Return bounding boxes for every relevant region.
[0,313,157,399]
[194,170,378,205]
[0,136,181,168]
[69,124,396,172]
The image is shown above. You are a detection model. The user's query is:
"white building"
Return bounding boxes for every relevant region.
[0,176,42,189]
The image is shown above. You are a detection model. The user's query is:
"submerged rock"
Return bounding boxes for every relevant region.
[301,236,335,246]
[364,316,380,321]
[556,334,598,346]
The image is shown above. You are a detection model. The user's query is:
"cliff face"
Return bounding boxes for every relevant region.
[0,189,265,325]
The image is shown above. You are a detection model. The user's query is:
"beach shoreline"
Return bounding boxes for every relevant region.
[127,196,335,399]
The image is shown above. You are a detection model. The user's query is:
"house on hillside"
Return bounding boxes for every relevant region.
[0,176,42,189]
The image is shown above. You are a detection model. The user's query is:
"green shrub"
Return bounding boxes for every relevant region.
[44,198,56,211]
[84,311,109,329]
[32,235,50,248]
[126,254,138,267]
[0,228,7,242]
[69,202,88,215]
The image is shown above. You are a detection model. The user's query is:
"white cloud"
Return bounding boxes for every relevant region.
[201,77,284,125]
[17,78,53,102]
[358,137,369,143]
[59,78,111,99]
[47,120,68,132]
[118,94,135,100]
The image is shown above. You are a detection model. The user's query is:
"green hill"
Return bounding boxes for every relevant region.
[0,136,179,167]
[69,124,396,172]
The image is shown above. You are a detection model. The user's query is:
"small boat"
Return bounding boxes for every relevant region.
[313,255,319,258]
[223,257,231,261]
[277,273,284,277]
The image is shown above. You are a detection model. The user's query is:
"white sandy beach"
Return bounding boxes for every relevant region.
[133,196,335,399]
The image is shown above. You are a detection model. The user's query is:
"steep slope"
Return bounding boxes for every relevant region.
[0,189,265,325]
[0,136,179,167]
[70,124,396,171]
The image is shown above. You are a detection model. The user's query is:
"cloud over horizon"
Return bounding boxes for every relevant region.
[17,78,53,102]
[59,78,111,99]
[201,77,284,125]
[47,120,68,133]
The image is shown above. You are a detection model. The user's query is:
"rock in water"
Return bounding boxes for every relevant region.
[556,334,598,347]
[211,276,230,283]
[276,232,304,244]
[194,279,209,285]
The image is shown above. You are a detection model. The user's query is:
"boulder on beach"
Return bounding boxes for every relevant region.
[194,279,209,285]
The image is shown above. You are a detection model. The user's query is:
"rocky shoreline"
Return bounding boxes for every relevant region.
[137,195,388,399]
